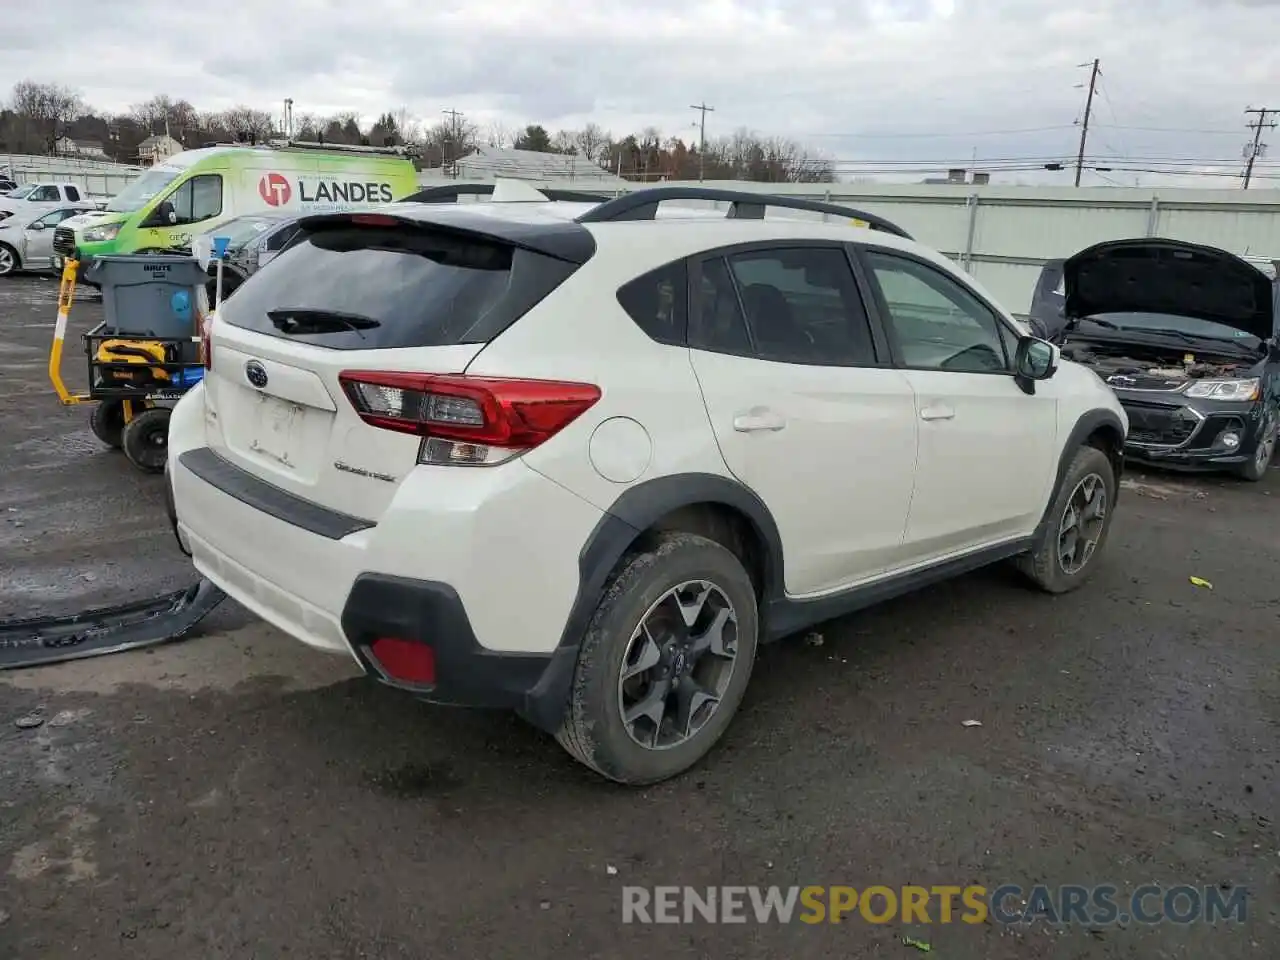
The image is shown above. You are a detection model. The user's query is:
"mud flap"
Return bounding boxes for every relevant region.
[0,579,226,671]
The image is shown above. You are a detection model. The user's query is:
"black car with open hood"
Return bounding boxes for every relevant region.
[1030,238,1280,481]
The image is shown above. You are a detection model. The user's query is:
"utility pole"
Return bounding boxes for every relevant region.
[1073,58,1100,187]
[690,101,714,181]
[1242,107,1276,189]
[442,108,463,175]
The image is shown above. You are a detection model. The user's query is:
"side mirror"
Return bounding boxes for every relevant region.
[1014,336,1059,395]
[27,221,45,231]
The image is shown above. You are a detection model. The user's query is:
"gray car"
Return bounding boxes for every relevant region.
[195,211,300,301]
[0,207,87,276]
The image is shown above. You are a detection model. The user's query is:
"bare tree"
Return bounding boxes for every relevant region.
[484,120,514,149]
[392,106,423,145]
[294,112,320,140]
[575,122,610,163]
[9,80,83,149]
[550,129,578,155]
[218,105,277,142]
[129,94,173,133]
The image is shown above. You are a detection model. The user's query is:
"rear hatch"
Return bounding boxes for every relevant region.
[202,209,595,521]
[1062,239,1276,340]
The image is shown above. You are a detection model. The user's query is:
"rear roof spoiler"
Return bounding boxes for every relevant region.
[293,208,599,265]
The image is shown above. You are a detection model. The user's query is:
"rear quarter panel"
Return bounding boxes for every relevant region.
[462,256,736,515]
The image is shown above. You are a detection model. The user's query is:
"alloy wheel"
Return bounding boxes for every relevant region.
[1255,428,1277,472]
[617,580,739,750]
[0,248,14,275]
[1058,473,1108,575]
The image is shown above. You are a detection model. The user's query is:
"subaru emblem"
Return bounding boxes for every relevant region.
[245,360,268,389]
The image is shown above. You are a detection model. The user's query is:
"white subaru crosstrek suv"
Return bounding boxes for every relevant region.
[166,181,1128,785]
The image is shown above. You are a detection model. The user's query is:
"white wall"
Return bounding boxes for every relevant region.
[0,154,141,198]
[418,173,1280,314]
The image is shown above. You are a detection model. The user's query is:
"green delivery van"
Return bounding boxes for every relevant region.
[53,143,420,279]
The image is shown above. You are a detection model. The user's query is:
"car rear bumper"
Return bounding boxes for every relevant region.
[165,390,602,723]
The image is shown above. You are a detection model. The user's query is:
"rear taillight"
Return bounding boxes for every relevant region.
[338,371,600,467]
[199,313,214,369]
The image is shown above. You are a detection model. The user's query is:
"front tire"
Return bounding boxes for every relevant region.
[1237,423,1277,482]
[121,406,171,474]
[0,243,19,277]
[556,532,759,785]
[1017,444,1117,594]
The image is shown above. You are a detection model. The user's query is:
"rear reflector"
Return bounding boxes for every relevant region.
[368,637,436,685]
[338,371,600,466]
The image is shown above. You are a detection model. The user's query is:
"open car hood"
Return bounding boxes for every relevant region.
[1063,239,1276,340]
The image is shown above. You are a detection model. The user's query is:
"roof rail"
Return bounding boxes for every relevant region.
[403,183,616,204]
[573,186,912,239]
[199,139,415,157]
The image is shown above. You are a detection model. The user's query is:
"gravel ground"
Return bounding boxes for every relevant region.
[1,274,1277,959]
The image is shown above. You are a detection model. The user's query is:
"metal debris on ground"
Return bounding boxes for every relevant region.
[962,719,983,727]
[14,714,44,729]
[1189,576,1214,590]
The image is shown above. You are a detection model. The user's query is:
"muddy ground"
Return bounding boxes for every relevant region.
[1,274,1277,959]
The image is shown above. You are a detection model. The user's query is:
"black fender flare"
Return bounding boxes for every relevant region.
[520,472,785,732]
[1033,408,1126,539]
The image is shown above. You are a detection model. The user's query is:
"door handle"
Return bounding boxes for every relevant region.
[919,402,955,422]
[733,408,787,432]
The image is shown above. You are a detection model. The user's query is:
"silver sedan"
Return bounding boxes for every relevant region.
[0,207,86,276]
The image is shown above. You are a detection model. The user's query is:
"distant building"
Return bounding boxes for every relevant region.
[54,137,107,159]
[137,134,184,166]
[447,146,627,185]
[922,168,990,185]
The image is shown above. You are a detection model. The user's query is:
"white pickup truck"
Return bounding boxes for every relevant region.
[0,182,102,224]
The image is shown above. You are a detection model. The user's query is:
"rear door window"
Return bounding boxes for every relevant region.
[219,217,580,350]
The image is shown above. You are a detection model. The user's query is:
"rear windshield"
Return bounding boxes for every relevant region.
[218,219,579,349]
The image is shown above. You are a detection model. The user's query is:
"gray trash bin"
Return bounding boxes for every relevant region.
[83,255,208,342]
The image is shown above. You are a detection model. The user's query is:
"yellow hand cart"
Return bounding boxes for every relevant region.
[49,257,209,474]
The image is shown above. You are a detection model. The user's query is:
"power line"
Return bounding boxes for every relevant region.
[1242,107,1277,189]
[804,125,1076,139]
[690,101,714,181]
[1074,58,1100,187]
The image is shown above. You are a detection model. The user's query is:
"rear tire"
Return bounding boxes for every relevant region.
[1017,444,1117,594]
[89,400,126,449]
[555,532,759,785]
[1237,423,1277,482]
[121,406,171,474]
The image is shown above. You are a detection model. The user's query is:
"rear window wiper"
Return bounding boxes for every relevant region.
[267,308,382,336]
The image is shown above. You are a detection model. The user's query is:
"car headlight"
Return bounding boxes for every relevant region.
[1184,378,1261,401]
[83,222,121,242]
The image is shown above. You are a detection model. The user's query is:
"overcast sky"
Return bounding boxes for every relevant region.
[5,0,1279,187]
